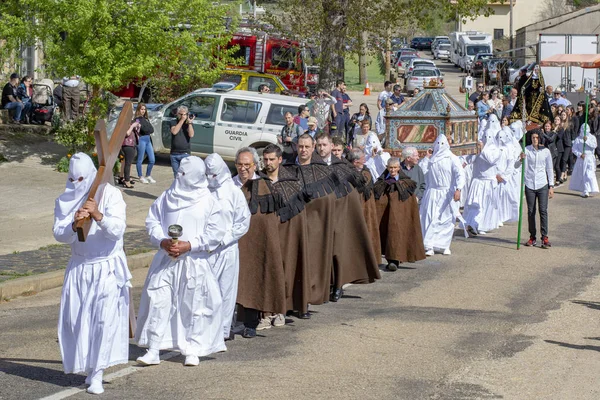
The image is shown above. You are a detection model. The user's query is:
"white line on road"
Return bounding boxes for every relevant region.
[37,351,180,400]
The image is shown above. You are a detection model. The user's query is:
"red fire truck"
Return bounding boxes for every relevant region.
[112,30,319,99]
[227,31,319,95]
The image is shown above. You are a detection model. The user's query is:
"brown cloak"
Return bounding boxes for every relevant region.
[297,155,338,305]
[237,179,287,314]
[269,165,311,315]
[329,157,381,289]
[374,170,426,263]
[358,168,382,260]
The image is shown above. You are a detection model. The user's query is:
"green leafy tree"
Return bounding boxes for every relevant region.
[267,0,493,88]
[1,0,239,115]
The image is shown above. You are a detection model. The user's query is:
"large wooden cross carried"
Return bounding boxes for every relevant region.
[75,101,133,242]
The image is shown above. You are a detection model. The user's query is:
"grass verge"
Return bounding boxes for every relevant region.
[345,54,385,91]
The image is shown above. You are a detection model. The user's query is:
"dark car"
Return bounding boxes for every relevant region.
[410,37,434,50]
[470,53,494,77]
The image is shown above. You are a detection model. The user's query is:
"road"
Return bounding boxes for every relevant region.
[3,51,600,400]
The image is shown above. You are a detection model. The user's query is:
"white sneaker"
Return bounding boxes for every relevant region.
[498,222,504,227]
[479,230,487,235]
[146,176,156,184]
[257,317,272,330]
[139,176,149,184]
[272,313,285,327]
[425,249,434,256]
[86,370,104,394]
[184,355,199,366]
[443,248,451,255]
[136,350,160,365]
[582,192,589,198]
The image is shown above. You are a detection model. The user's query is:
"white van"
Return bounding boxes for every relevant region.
[458,32,493,72]
[108,85,308,161]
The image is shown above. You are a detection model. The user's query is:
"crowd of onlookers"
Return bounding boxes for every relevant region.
[1,72,81,125]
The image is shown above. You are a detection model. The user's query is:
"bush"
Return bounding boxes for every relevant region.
[56,155,70,172]
[53,115,95,155]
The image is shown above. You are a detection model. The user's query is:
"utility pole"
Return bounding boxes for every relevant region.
[509,0,514,58]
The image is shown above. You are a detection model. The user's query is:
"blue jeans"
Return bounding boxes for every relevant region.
[170,153,189,176]
[136,135,155,177]
[5,101,31,121]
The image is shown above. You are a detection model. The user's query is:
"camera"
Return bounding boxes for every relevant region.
[188,113,195,120]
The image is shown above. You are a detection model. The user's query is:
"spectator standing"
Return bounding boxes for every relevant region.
[278,111,302,163]
[476,91,493,121]
[549,89,569,107]
[401,147,426,202]
[516,131,554,248]
[293,104,310,131]
[389,84,405,106]
[305,117,318,138]
[330,80,345,137]
[169,105,194,177]
[375,99,393,135]
[308,89,336,132]
[545,86,553,102]
[2,73,30,124]
[378,81,393,110]
[62,75,81,120]
[541,121,558,177]
[17,76,33,124]
[469,82,484,104]
[119,105,145,189]
[560,110,573,182]
[341,86,352,140]
[349,103,372,146]
[552,116,565,186]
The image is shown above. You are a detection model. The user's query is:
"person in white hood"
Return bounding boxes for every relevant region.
[569,123,599,198]
[463,115,502,235]
[136,156,227,367]
[420,134,466,256]
[205,153,251,340]
[495,125,521,225]
[54,153,132,395]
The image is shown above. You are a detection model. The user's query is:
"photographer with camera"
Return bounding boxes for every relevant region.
[170,105,195,177]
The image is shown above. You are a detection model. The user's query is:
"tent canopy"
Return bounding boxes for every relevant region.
[539,54,600,69]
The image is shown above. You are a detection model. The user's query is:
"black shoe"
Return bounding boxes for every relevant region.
[467,226,478,237]
[297,312,311,319]
[225,330,235,341]
[330,288,343,302]
[386,263,398,272]
[241,327,256,338]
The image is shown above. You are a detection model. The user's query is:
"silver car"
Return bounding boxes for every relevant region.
[433,43,451,60]
[405,67,442,95]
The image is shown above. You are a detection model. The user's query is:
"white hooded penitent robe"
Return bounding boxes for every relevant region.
[205,153,251,338]
[569,123,599,195]
[55,153,132,375]
[135,156,227,357]
[463,115,502,232]
[420,135,466,251]
[363,131,390,180]
[496,126,521,223]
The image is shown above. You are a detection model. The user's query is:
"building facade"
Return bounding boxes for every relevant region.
[456,0,546,40]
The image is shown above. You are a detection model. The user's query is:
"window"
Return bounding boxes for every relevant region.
[188,96,216,120]
[220,73,242,85]
[494,29,504,40]
[271,46,297,70]
[266,104,301,126]
[248,76,277,92]
[220,98,261,124]
[164,96,216,120]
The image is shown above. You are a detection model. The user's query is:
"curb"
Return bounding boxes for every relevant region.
[0,251,156,301]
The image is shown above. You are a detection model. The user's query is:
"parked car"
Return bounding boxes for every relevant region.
[220,69,290,94]
[469,53,494,76]
[405,68,443,95]
[396,54,419,76]
[107,84,307,161]
[403,58,436,78]
[430,36,450,54]
[433,43,451,60]
[410,37,434,50]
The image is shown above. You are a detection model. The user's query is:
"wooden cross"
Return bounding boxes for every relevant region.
[75,101,133,242]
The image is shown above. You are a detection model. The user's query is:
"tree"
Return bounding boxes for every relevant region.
[0,0,238,114]
[537,0,573,20]
[267,0,493,89]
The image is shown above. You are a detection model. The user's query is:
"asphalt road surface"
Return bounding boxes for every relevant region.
[3,53,600,400]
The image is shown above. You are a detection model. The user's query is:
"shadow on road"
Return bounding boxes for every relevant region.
[571,299,600,311]
[0,358,84,387]
[544,339,600,352]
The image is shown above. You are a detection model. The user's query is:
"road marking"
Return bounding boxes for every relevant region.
[37,351,179,400]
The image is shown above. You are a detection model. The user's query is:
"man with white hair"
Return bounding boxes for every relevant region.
[374,157,426,270]
[54,153,132,395]
[233,147,260,187]
[401,146,425,202]
[205,153,251,341]
[463,115,501,235]
[420,135,465,256]
[136,156,227,367]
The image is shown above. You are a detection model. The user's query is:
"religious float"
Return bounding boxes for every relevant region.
[384,79,478,156]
